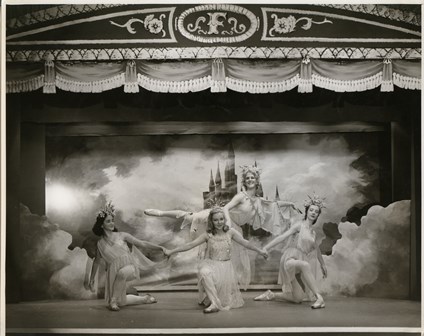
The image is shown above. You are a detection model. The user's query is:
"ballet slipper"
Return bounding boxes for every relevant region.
[203,304,219,313]
[254,290,275,301]
[198,297,211,307]
[147,294,157,304]
[108,299,120,311]
[139,293,157,304]
[144,209,163,217]
[311,296,325,309]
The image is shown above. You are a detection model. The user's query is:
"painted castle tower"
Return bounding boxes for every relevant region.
[203,143,237,209]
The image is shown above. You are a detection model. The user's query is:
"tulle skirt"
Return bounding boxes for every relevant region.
[198,258,244,311]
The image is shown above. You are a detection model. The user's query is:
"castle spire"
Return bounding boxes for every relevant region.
[209,170,215,192]
[215,162,222,191]
[275,186,280,201]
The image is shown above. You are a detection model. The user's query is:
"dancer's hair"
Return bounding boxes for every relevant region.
[240,165,261,190]
[207,207,230,235]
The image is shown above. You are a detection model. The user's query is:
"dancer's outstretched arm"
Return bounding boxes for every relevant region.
[121,232,164,251]
[230,229,268,259]
[165,233,208,256]
[263,223,300,251]
[222,193,244,228]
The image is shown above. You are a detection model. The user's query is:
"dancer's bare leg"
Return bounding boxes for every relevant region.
[126,293,157,305]
[144,209,188,218]
[290,260,325,308]
[273,277,304,303]
[109,266,137,311]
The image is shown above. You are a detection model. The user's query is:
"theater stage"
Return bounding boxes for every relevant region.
[6,291,421,333]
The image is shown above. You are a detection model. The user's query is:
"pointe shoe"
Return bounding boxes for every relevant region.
[254,290,275,301]
[311,297,325,309]
[203,305,219,313]
[144,209,163,217]
[108,299,120,311]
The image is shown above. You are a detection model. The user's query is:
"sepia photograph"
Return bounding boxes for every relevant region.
[2,1,421,335]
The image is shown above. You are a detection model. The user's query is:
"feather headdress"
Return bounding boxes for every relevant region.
[97,201,115,218]
[304,193,326,210]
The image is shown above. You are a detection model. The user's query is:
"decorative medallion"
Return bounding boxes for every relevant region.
[177,4,258,43]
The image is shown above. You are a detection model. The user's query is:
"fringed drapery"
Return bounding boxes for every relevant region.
[6,58,421,93]
[6,62,44,93]
[137,60,212,93]
[55,62,126,93]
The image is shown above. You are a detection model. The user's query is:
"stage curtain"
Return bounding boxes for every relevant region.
[6,62,44,93]
[6,59,421,94]
[55,62,126,93]
[225,59,301,93]
[136,60,212,93]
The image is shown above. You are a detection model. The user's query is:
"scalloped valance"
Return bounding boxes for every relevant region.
[6,58,421,94]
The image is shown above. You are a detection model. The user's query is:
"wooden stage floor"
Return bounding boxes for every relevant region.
[6,291,421,334]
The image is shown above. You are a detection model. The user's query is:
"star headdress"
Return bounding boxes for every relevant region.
[304,193,326,210]
[97,201,115,218]
[239,165,262,177]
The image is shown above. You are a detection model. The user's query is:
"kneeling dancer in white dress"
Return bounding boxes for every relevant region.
[254,195,327,309]
[164,207,268,313]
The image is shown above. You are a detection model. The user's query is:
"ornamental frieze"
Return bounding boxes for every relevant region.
[177,4,258,43]
[5,4,421,60]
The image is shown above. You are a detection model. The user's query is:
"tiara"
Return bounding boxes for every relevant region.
[240,165,262,176]
[98,201,115,218]
[304,193,326,209]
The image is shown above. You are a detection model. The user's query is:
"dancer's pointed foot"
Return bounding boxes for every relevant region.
[203,304,219,313]
[144,209,163,217]
[254,290,275,301]
[311,294,325,309]
[108,299,120,311]
[140,293,157,304]
[198,297,211,307]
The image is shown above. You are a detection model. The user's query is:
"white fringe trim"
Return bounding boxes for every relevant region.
[56,73,125,93]
[226,75,300,93]
[298,79,313,93]
[381,81,394,92]
[6,75,44,93]
[312,73,383,92]
[124,82,139,93]
[211,80,227,93]
[43,82,56,94]
[137,74,211,93]
[393,73,421,90]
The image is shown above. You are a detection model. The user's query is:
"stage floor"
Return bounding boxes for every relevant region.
[6,291,421,333]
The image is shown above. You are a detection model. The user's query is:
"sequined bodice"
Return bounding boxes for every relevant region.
[207,232,232,261]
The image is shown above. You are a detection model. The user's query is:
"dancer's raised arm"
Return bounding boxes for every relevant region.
[222,193,244,227]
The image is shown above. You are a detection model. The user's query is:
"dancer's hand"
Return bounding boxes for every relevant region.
[163,248,172,258]
[259,248,269,260]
